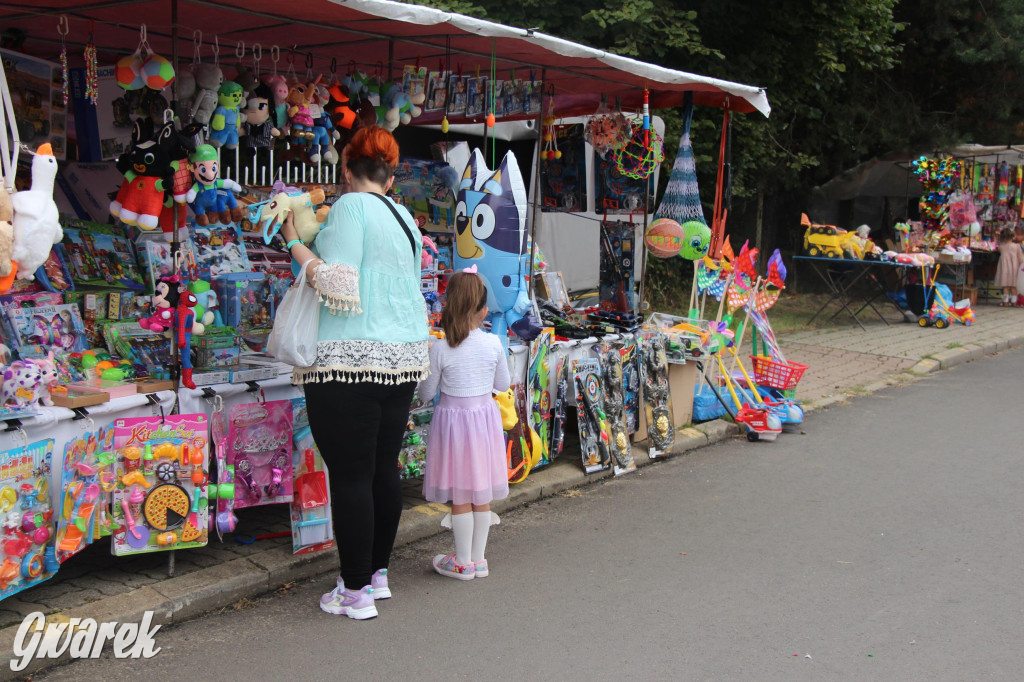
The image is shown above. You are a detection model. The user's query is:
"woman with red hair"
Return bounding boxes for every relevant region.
[281,126,428,620]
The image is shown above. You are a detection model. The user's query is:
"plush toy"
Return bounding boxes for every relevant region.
[184,144,244,225]
[260,73,290,132]
[240,84,280,152]
[11,144,63,280]
[327,82,362,147]
[453,149,542,349]
[139,275,178,332]
[174,67,197,123]
[231,63,259,106]
[176,288,199,389]
[110,120,178,231]
[255,188,330,245]
[308,85,339,165]
[32,351,59,407]
[188,279,221,328]
[0,179,14,288]
[190,63,224,128]
[286,79,318,144]
[208,81,244,149]
[1,360,42,408]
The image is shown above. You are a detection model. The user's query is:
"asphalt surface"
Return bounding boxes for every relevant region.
[33,348,1024,681]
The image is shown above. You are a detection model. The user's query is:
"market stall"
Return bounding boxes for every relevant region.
[0,0,778,601]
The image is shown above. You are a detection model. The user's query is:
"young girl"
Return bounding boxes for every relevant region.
[994,226,1023,306]
[418,271,510,580]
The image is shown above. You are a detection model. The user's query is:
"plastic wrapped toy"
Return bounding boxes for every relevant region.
[208,81,244,149]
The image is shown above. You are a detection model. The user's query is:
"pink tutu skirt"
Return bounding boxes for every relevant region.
[422,393,509,506]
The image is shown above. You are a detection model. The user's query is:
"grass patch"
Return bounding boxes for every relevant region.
[946,342,963,349]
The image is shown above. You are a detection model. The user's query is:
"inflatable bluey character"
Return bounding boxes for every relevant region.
[453,149,541,349]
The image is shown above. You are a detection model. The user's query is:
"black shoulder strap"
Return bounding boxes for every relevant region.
[368,192,418,258]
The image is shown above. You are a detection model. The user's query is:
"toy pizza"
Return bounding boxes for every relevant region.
[143,483,190,531]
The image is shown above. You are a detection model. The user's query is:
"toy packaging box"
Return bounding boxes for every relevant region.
[227,400,294,509]
[110,414,209,556]
[540,124,588,212]
[60,218,146,291]
[192,224,251,278]
[102,322,172,380]
[290,398,334,555]
[0,438,59,601]
[6,304,88,353]
[0,292,64,344]
[391,157,458,234]
[136,236,198,293]
[214,272,274,330]
[593,149,656,215]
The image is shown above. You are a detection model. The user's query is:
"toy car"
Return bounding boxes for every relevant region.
[803,224,843,258]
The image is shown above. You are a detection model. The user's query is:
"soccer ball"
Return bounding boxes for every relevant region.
[115,53,145,90]
[141,54,175,90]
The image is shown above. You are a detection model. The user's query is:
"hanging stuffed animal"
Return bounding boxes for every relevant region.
[208,81,244,149]
[260,72,290,132]
[139,275,178,332]
[453,149,542,349]
[184,144,244,225]
[174,66,197,123]
[308,83,339,165]
[231,63,259,107]
[189,63,224,128]
[240,83,280,156]
[175,287,199,389]
[286,79,317,145]
[109,119,177,231]
[0,179,14,291]
[11,144,63,280]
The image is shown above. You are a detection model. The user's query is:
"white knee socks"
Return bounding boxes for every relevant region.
[471,511,491,563]
[450,511,493,565]
[451,512,473,566]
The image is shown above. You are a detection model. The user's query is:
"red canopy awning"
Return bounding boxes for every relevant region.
[2,0,770,121]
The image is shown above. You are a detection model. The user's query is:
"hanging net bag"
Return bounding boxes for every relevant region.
[654,92,704,224]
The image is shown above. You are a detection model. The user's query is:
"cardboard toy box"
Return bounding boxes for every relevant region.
[194,331,241,368]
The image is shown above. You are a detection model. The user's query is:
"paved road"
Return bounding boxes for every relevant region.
[35,349,1024,681]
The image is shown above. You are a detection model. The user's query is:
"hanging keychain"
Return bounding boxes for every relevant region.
[58,15,69,106]
[84,21,98,105]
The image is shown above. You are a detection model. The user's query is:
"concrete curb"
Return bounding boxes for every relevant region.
[0,419,740,677]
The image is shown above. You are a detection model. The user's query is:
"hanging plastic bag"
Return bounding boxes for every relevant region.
[267,259,319,367]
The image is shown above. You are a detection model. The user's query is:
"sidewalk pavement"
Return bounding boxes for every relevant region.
[3,304,1023,676]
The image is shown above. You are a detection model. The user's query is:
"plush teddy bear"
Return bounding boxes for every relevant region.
[190,63,224,128]
[232,63,259,106]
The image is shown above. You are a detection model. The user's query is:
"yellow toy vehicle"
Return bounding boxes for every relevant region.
[803,223,844,258]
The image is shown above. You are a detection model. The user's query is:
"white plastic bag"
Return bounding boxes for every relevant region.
[267,260,319,367]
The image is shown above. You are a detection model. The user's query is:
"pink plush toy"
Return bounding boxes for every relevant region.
[32,351,59,406]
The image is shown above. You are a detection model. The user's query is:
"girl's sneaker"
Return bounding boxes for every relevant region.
[473,560,489,578]
[335,569,391,599]
[320,585,378,619]
[432,553,476,580]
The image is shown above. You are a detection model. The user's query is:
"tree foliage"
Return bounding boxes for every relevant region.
[401,0,1024,244]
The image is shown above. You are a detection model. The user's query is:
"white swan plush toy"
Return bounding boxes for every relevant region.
[11,143,63,280]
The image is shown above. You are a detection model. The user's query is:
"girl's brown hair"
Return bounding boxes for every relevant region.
[342,126,400,184]
[441,272,488,347]
[1000,227,1015,243]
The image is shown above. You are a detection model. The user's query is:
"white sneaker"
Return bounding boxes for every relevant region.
[319,585,378,619]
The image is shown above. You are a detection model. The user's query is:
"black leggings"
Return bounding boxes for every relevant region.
[304,379,416,589]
